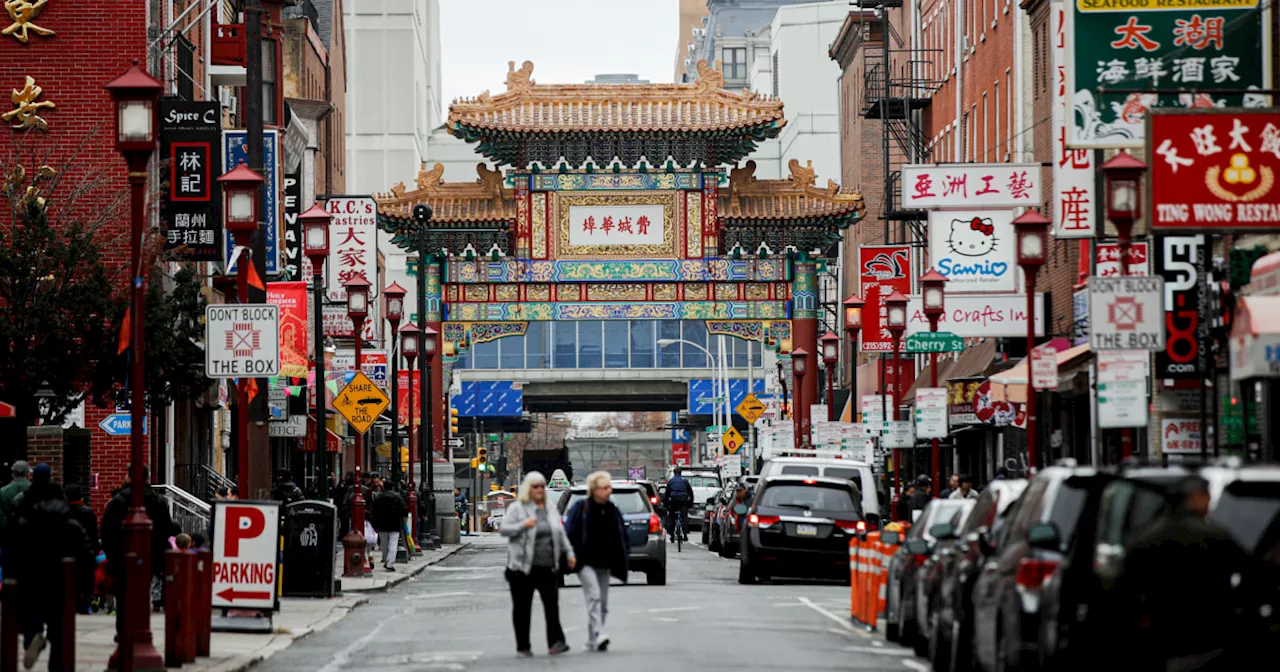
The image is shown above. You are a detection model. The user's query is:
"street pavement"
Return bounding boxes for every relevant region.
[258,534,923,672]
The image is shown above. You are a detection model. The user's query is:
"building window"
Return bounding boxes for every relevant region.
[982,92,988,161]
[262,40,277,125]
[994,81,1000,161]
[772,52,779,98]
[1006,68,1013,160]
[175,36,195,101]
[723,47,746,80]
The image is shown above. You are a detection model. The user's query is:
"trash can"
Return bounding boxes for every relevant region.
[282,500,337,598]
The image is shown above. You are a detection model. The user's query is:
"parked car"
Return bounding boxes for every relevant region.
[632,479,664,515]
[705,480,736,551]
[557,481,668,585]
[969,463,1114,672]
[713,476,759,557]
[909,500,977,657]
[758,457,882,529]
[918,478,1027,672]
[885,498,973,647]
[738,475,866,584]
[1203,462,1280,657]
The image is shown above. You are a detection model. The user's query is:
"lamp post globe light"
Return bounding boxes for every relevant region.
[384,282,407,485]
[843,293,865,422]
[820,331,840,422]
[400,322,421,540]
[919,269,948,497]
[341,275,372,577]
[421,324,439,545]
[884,291,909,496]
[1014,210,1051,473]
[300,204,331,489]
[1101,150,1148,277]
[792,348,810,451]
[105,60,166,672]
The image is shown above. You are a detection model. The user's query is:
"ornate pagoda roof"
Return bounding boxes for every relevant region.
[376,162,515,224]
[447,60,785,167]
[719,160,866,257]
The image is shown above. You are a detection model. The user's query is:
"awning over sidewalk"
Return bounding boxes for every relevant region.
[991,343,1092,403]
[1229,296,1280,379]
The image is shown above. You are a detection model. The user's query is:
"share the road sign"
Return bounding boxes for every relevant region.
[736,393,766,424]
[212,501,280,611]
[99,413,146,436]
[333,371,389,435]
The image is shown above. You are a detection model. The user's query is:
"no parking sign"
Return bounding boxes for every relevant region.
[212,501,281,611]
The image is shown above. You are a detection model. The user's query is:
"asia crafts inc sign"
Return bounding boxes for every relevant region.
[901,164,1042,209]
[927,210,1017,292]
[1149,110,1280,230]
[1066,0,1268,149]
[858,245,912,351]
[905,294,1046,338]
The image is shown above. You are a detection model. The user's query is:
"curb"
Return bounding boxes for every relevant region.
[342,541,472,594]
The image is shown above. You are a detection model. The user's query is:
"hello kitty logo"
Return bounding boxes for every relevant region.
[948,217,998,257]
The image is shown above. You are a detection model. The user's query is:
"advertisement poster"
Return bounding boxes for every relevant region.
[1154,235,1209,378]
[858,245,912,352]
[1096,241,1150,277]
[222,129,281,274]
[281,170,303,280]
[160,100,221,260]
[928,210,1017,292]
[948,377,983,425]
[1149,110,1280,231]
[266,282,309,378]
[325,197,378,302]
[1067,1,1269,149]
[396,370,421,426]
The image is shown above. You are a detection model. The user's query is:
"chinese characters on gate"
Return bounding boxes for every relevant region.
[566,204,665,247]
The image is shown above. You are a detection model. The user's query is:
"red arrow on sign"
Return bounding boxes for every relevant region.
[0,402,15,418]
[216,587,272,602]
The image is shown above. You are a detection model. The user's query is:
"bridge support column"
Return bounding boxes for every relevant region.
[792,255,819,448]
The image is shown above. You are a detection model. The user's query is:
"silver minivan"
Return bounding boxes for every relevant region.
[757,458,882,528]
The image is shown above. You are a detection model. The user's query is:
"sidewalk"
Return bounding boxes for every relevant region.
[47,541,470,672]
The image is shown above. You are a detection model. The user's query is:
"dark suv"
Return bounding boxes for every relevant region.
[737,475,864,584]
[558,481,667,585]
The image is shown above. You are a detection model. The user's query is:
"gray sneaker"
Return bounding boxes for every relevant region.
[548,641,570,656]
[23,632,46,670]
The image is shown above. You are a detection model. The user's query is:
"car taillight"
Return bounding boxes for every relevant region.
[1016,558,1059,588]
[650,496,658,504]
[649,514,662,534]
[912,553,929,567]
[834,520,863,532]
[749,514,779,529]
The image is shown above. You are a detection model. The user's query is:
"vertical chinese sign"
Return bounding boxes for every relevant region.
[858,245,912,352]
[267,281,310,378]
[324,196,378,302]
[1067,0,1269,149]
[281,170,303,280]
[397,370,421,426]
[161,100,221,260]
[1052,2,1096,237]
[222,129,282,273]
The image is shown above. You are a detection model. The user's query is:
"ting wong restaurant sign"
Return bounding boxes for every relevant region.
[1149,110,1280,230]
[928,210,1017,293]
[1154,235,1209,378]
[1066,1,1268,150]
[858,245,912,352]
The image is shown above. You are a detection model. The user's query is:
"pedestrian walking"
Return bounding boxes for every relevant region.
[101,465,178,611]
[0,461,32,576]
[564,471,629,652]
[65,483,99,613]
[939,474,960,500]
[371,482,407,571]
[947,474,980,500]
[12,463,91,669]
[499,472,574,658]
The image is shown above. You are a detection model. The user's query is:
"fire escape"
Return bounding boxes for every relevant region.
[858,1,940,245]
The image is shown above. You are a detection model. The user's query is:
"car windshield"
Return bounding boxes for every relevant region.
[823,467,864,493]
[759,484,857,512]
[1210,481,1280,555]
[565,489,650,515]
[1046,478,1094,553]
[686,475,720,488]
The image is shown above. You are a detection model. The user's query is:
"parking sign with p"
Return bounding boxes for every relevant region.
[212,501,281,611]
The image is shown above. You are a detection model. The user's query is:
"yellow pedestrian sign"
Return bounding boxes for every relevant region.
[333,371,389,435]
[736,393,766,424]
[722,426,745,455]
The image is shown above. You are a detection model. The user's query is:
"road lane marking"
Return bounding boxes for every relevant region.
[647,606,702,613]
[842,645,913,656]
[653,617,681,622]
[316,619,389,672]
[901,659,931,671]
[798,596,869,638]
[404,591,473,600]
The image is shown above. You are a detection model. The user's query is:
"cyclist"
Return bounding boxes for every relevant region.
[663,468,695,543]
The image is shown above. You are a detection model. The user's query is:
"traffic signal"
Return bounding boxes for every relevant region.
[450,407,460,435]
[477,446,488,470]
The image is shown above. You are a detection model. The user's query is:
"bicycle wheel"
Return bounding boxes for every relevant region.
[676,516,683,552]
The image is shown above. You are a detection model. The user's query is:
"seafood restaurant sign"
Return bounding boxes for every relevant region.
[1066,0,1268,149]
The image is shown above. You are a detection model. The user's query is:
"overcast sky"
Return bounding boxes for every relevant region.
[439,0,680,108]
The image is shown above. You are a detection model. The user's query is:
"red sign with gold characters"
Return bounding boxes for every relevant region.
[1149,110,1280,231]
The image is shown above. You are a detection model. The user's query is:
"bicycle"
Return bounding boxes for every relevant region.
[669,507,688,553]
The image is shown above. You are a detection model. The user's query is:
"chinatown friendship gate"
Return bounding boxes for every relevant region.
[374,61,864,461]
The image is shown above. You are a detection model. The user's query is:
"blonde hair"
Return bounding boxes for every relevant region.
[517,471,548,504]
[586,471,612,494]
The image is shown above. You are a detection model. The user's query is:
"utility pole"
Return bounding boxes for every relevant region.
[244,0,270,498]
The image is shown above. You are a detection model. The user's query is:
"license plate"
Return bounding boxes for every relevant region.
[796,524,818,536]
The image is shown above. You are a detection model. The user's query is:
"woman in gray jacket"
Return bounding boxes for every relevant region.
[499,471,576,657]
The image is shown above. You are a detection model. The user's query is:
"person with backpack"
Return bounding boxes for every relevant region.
[663,468,694,542]
[64,484,99,614]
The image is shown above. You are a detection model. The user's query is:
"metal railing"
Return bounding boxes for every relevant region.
[174,463,236,501]
[152,484,211,537]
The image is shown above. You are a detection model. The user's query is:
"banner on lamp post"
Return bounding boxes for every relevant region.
[858,245,912,352]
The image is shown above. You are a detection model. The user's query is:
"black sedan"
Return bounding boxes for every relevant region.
[738,475,865,584]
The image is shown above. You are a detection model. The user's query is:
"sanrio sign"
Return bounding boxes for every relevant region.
[928,210,1017,292]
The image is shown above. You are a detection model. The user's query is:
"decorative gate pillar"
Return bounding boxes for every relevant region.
[792,255,819,447]
[425,262,444,464]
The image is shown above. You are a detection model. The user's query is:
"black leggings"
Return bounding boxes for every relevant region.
[506,566,565,652]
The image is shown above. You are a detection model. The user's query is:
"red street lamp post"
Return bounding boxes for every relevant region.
[384,282,407,485]
[400,323,421,539]
[105,60,165,672]
[920,269,948,497]
[1014,210,1051,473]
[301,204,331,488]
[820,332,840,422]
[792,348,810,451]
[843,293,865,422]
[420,325,439,541]
[1101,150,1148,278]
[341,275,372,577]
[885,291,909,496]
[217,161,265,493]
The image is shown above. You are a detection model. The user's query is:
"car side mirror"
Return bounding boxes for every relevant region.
[977,528,996,556]
[1027,522,1060,551]
[733,504,748,515]
[905,539,931,556]
[880,530,901,546]
[706,496,717,505]
[929,522,955,540]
